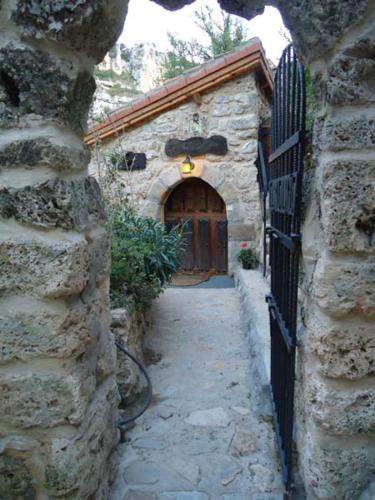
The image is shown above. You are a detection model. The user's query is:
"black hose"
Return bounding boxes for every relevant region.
[115,342,153,430]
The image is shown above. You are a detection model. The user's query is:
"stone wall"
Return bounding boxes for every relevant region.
[0,1,129,498]
[152,0,375,497]
[90,71,268,273]
[111,308,150,405]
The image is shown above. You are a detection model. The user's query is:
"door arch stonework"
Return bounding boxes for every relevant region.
[142,165,253,274]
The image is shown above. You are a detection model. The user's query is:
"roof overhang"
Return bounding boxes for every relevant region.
[85,39,273,146]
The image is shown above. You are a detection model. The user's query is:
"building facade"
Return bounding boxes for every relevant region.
[87,39,272,273]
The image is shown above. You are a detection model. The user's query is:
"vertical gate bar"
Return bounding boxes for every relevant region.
[267,42,306,495]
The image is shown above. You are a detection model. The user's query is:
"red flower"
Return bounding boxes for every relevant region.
[241,242,248,248]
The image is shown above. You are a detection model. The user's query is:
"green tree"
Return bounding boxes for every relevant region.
[161,5,247,80]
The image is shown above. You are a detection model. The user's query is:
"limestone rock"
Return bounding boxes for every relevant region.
[126,492,158,500]
[306,375,375,435]
[324,35,375,105]
[217,1,265,21]
[0,237,89,299]
[0,297,91,363]
[321,159,375,253]
[160,493,209,500]
[171,457,201,485]
[42,377,119,498]
[318,116,375,152]
[0,368,95,428]
[313,257,375,318]
[132,437,168,450]
[230,116,258,131]
[96,331,117,384]
[300,430,375,500]
[0,43,95,133]
[0,137,90,172]
[249,463,275,493]
[0,177,105,231]
[150,0,195,11]
[230,427,259,456]
[307,311,375,380]
[11,0,129,63]
[0,455,35,500]
[87,227,111,285]
[111,308,148,403]
[184,407,231,427]
[159,166,182,189]
[124,462,160,485]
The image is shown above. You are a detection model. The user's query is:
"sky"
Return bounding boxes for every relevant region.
[119,0,290,64]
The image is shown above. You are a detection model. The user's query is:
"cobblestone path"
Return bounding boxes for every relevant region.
[111,288,284,500]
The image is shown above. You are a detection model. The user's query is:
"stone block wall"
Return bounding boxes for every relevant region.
[293,7,375,497]
[90,72,269,273]
[111,308,150,405]
[0,1,129,498]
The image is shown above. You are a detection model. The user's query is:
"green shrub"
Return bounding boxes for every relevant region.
[109,206,183,310]
[237,243,259,269]
[95,150,183,311]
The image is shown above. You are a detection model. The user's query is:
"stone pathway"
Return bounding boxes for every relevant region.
[110,288,284,499]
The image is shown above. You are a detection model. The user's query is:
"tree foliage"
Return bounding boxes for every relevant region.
[161,5,247,80]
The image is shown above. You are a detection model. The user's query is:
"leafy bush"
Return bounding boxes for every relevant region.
[95,148,183,311]
[109,207,183,310]
[237,243,259,269]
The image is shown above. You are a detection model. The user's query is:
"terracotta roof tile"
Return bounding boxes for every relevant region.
[85,38,273,145]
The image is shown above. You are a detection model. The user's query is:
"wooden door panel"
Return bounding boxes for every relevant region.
[216,220,228,272]
[181,218,194,270]
[198,219,210,271]
[185,186,195,212]
[165,178,228,273]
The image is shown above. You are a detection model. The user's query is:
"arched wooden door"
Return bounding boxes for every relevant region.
[165,178,228,273]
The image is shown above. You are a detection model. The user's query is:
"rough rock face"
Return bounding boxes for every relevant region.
[0,178,106,230]
[0,1,123,498]
[111,308,150,403]
[11,0,129,62]
[150,0,195,10]
[90,42,164,123]
[0,43,95,134]
[0,136,90,171]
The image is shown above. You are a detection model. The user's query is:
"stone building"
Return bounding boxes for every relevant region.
[87,39,273,274]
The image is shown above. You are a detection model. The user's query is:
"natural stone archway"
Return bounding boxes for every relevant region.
[0,1,129,498]
[142,164,253,273]
[1,0,374,498]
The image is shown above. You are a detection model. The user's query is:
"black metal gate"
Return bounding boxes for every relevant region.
[265,43,306,495]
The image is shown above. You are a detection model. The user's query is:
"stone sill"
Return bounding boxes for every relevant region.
[235,268,270,384]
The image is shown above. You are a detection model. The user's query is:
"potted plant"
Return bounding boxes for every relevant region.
[237,242,259,270]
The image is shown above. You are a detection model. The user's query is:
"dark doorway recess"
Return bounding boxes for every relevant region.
[164,178,228,273]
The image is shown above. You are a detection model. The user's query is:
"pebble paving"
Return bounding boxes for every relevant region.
[110,288,284,500]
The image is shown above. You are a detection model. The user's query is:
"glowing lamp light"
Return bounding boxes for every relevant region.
[181,155,195,174]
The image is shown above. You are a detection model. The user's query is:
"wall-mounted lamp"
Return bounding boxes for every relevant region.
[181,155,195,174]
